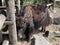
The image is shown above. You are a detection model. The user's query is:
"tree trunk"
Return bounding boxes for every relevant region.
[6,0,17,45]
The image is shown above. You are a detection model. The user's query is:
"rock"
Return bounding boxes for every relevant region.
[54,31,60,36]
[33,35,52,45]
[53,18,60,25]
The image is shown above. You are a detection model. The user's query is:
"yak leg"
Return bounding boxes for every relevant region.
[44,31,49,37]
[18,29,23,38]
[42,26,46,32]
[42,26,49,37]
[40,26,46,32]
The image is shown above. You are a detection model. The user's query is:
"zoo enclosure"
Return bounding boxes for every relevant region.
[0,0,60,45]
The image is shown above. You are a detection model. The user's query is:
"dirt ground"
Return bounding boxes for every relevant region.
[46,7,60,45]
[17,7,60,45]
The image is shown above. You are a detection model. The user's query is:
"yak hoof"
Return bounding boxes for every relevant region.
[43,31,49,37]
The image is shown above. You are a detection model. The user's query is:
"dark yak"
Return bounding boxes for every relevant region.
[16,3,52,41]
[32,3,51,31]
[16,5,35,41]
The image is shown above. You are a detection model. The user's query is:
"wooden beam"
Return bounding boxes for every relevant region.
[54,31,60,36]
[2,30,9,35]
[0,6,6,9]
[47,3,53,7]
[6,0,17,45]
[4,21,13,25]
[55,0,60,1]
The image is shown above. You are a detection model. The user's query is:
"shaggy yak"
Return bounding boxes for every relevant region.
[16,3,52,41]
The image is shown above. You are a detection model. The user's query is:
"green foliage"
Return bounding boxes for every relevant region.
[22,0,52,5]
[51,36,57,41]
[33,0,42,4]
[23,0,34,6]
[22,0,42,5]
[55,1,60,7]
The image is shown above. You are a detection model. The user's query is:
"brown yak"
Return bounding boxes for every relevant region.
[16,3,52,41]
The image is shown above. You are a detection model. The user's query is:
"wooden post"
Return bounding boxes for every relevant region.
[0,14,6,43]
[5,0,11,21]
[6,0,17,45]
[52,0,55,10]
[2,0,5,6]
[53,0,56,13]
[53,0,60,12]
[16,0,20,15]
[0,0,2,6]
[0,31,2,44]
